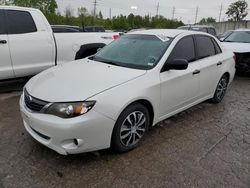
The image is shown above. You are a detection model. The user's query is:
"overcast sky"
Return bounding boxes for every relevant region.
[56,0,250,24]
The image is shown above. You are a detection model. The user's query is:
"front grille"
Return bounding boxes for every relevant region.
[24,89,49,112]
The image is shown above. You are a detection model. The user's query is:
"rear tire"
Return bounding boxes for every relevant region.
[111,103,150,153]
[210,74,229,103]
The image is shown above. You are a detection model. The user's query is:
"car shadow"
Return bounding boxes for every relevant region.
[0,77,30,93]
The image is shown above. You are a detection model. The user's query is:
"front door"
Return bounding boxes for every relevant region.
[6,9,54,78]
[0,9,14,80]
[159,36,200,118]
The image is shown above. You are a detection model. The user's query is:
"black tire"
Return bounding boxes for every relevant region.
[211,74,229,103]
[111,103,150,153]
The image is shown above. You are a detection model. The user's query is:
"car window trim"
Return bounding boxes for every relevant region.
[6,9,38,35]
[0,9,7,35]
[211,38,222,54]
[194,34,216,60]
[160,35,196,73]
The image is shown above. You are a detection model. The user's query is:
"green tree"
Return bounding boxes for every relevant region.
[98,11,103,19]
[226,0,248,21]
[199,17,216,24]
[78,7,89,28]
[11,0,58,13]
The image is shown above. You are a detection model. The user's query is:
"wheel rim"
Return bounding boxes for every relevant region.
[120,111,146,147]
[216,78,228,100]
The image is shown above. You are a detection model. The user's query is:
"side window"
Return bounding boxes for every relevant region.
[167,36,195,63]
[212,38,222,54]
[195,36,216,59]
[208,28,216,36]
[0,10,6,34]
[6,10,37,34]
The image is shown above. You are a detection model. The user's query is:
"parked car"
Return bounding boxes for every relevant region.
[84,26,105,32]
[51,25,82,33]
[221,29,250,73]
[0,6,120,80]
[217,30,234,41]
[178,25,217,36]
[20,29,235,155]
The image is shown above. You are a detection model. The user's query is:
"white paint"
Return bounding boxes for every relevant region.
[20,29,235,155]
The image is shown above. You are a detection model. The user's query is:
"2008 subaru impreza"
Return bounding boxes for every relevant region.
[20,29,235,155]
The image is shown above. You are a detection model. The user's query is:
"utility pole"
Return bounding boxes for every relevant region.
[172,6,175,20]
[109,8,112,19]
[194,6,199,24]
[218,4,223,22]
[92,0,97,25]
[93,0,97,17]
[156,2,159,17]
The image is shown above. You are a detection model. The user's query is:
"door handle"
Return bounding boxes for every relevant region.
[217,61,222,66]
[0,40,7,44]
[193,70,200,75]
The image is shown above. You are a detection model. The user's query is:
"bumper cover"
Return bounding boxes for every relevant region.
[20,95,115,155]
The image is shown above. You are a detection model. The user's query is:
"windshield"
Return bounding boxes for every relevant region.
[93,34,172,70]
[224,31,250,43]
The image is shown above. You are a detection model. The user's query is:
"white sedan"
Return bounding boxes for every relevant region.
[20,29,236,155]
[222,29,250,73]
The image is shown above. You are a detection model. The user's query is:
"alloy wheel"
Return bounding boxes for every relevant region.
[120,111,146,147]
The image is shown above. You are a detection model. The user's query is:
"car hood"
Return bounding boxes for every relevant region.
[25,59,146,102]
[222,42,250,53]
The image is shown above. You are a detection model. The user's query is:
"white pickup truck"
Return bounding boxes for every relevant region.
[0,6,119,80]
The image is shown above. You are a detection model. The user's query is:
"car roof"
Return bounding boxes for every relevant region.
[235,28,250,32]
[179,25,215,28]
[0,6,38,12]
[127,29,209,38]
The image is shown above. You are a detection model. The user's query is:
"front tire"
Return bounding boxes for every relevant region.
[211,74,229,103]
[111,103,150,153]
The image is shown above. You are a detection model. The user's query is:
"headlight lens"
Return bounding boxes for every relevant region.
[44,101,96,118]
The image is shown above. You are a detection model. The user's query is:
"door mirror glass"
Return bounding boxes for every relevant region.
[163,59,188,71]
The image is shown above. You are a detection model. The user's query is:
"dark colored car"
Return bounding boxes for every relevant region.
[178,25,217,36]
[84,26,105,32]
[51,25,82,33]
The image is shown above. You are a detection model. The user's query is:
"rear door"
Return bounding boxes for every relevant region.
[0,9,15,80]
[6,9,54,78]
[194,35,222,98]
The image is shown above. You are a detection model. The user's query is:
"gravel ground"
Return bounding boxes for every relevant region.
[0,76,249,188]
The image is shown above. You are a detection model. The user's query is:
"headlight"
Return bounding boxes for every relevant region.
[44,101,96,118]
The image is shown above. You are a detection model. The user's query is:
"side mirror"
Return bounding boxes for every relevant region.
[162,59,189,72]
[219,37,225,42]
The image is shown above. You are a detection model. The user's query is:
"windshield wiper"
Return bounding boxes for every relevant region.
[93,57,121,67]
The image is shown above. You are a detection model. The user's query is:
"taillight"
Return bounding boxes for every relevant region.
[112,35,120,40]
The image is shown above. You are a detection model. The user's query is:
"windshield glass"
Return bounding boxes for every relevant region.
[93,34,172,70]
[224,31,250,43]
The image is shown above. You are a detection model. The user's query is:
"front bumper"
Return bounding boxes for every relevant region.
[235,52,250,73]
[20,95,115,155]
